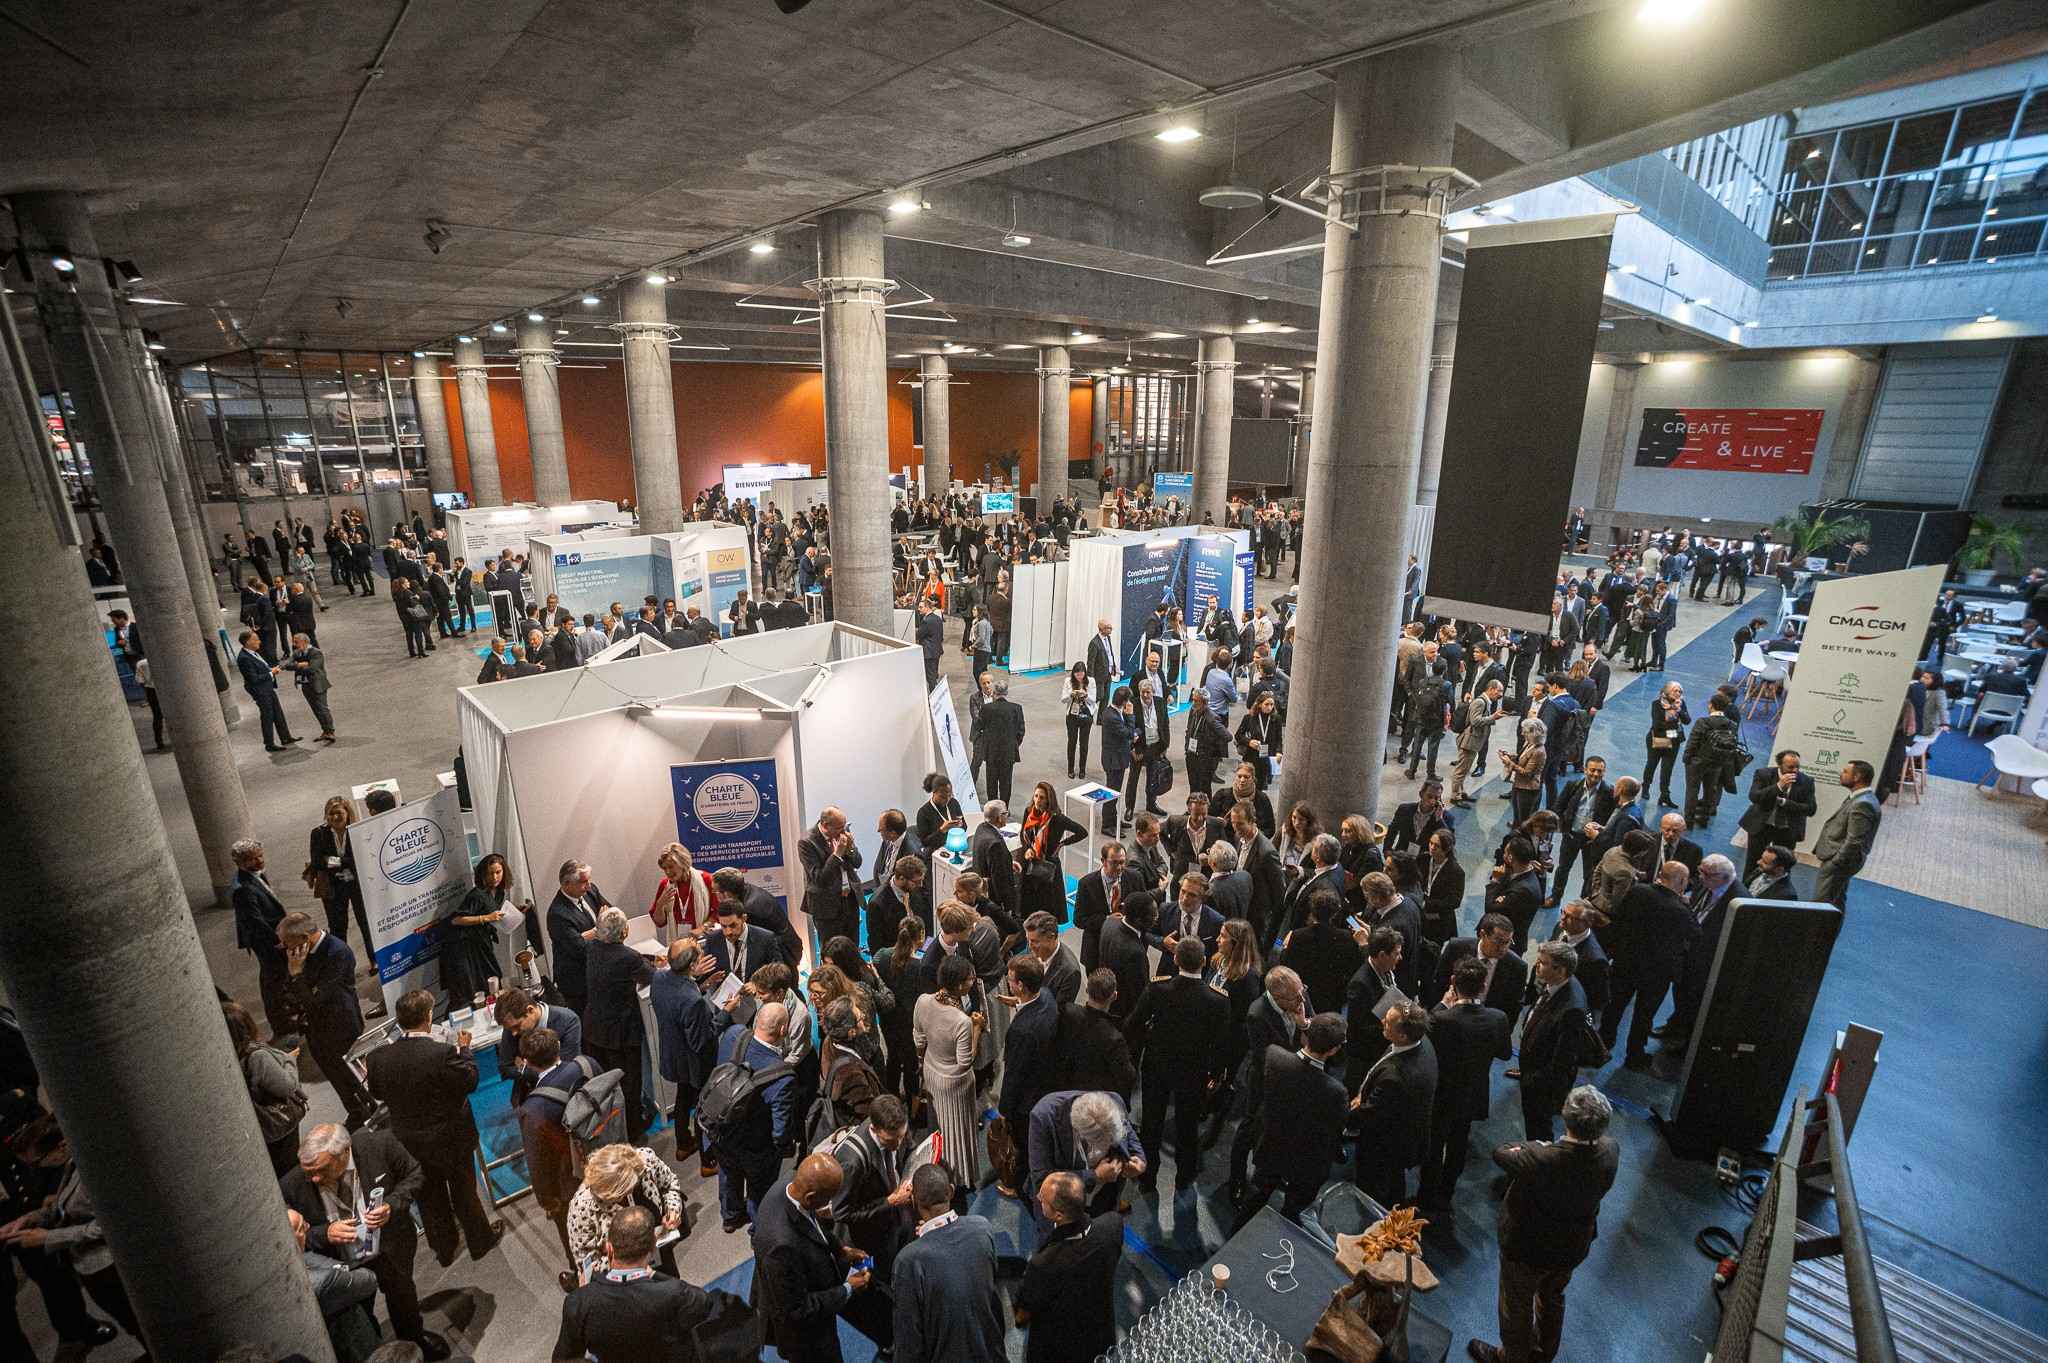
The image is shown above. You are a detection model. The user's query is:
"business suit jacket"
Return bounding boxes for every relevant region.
[1018,1211,1125,1363]
[797,827,864,939]
[974,698,1026,765]
[1096,912,1154,1024]
[1738,768,1818,845]
[1431,939,1528,1049]
[545,884,611,1005]
[1359,895,1425,997]
[1279,923,1362,1021]
[1384,801,1451,857]
[893,1214,1006,1363]
[280,1127,424,1263]
[1039,943,1083,1006]
[1356,1039,1438,1169]
[554,1272,715,1363]
[740,883,805,969]
[1238,833,1285,940]
[1420,856,1465,942]
[287,933,364,1051]
[704,925,778,987]
[1164,814,1228,879]
[363,1034,481,1165]
[1494,1134,1621,1269]
[1654,835,1704,879]
[1158,901,1224,959]
[289,645,330,695]
[1427,1002,1509,1126]
[1813,789,1882,869]
[864,882,929,956]
[1746,870,1798,900]
[497,1003,583,1091]
[1072,866,1151,971]
[751,1178,854,1361]
[1545,929,1610,1018]
[1254,1046,1350,1186]
[583,939,655,1050]
[1055,1003,1136,1099]
[1085,633,1116,692]
[1518,978,1589,1100]
[650,968,721,1090]
[1343,961,1406,1070]
[1126,972,1230,1086]
[1609,882,1698,976]
[236,646,279,696]
[969,823,1020,927]
[1000,990,1064,1127]
[1025,1089,1144,1202]
[232,869,288,971]
[1278,863,1344,940]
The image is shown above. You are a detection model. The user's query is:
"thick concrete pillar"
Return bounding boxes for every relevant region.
[451,336,503,506]
[17,191,250,896]
[1292,367,1315,498]
[411,353,458,497]
[617,277,685,533]
[516,317,572,506]
[812,209,894,632]
[1278,49,1459,828]
[1414,321,1457,508]
[0,289,334,1363]
[1036,346,1072,506]
[1592,362,1644,543]
[919,354,951,495]
[1091,377,1109,487]
[1195,335,1236,523]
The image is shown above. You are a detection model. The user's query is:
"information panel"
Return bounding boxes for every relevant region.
[672,758,791,905]
[1633,407,1824,474]
[1153,471,1193,503]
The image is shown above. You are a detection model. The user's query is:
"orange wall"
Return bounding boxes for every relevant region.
[441,361,1092,503]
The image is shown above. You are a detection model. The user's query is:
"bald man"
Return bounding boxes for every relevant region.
[753,1151,883,1361]
[799,806,865,948]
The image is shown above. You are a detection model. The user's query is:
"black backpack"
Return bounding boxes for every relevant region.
[696,1053,795,1152]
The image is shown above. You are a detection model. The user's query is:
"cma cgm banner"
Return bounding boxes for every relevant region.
[1774,564,1944,855]
[672,758,792,906]
[1634,407,1824,474]
[359,787,477,1012]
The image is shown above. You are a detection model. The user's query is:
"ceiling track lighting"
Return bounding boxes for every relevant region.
[749,239,776,255]
[526,311,545,322]
[581,294,602,306]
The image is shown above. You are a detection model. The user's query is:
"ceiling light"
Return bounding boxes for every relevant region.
[145,340,166,352]
[1985,232,1998,241]
[645,272,667,285]
[491,323,508,333]
[749,240,775,255]
[1986,206,1999,216]
[1805,147,1821,160]
[1987,256,1999,264]
[1636,0,1706,23]
[581,295,601,306]
[1866,247,1877,255]
[412,350,425,357]
[888,196,921,215]
[1850,221,1864,230]
[1000,343,1031,350]
[526,311,545,322]
[556,327,569,335]
[1003,232,1033,248]
[1782,216,1795,225]
[50,256,75,273]
[456,335,475,343]
[1976,310,1998,323]
[1155,125,1201,144]
[1925,256,1938,264]
[1245,316,1260,325]
[1618,263,1638,275]
[1149,331,1185,340]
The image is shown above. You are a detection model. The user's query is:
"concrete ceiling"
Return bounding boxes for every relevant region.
[3,0,2039,375]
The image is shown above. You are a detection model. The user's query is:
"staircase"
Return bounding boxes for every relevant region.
[1783,1222,2048,1363]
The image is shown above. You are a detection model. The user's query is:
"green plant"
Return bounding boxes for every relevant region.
[1957,515,2027,573]
[1769,509,1871,559]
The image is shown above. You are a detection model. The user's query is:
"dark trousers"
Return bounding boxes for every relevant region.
[414,1145,497,1261]
[986,758,1015,807]
[1138,1069,1205,1189]
[311,1031,375,1125]
[1498,1256,1577,1363]
[79,1266,140,1344]
[403,621,430,657]
[1066,715,1092,776]
[1234,1168,1319,1232]
[1406,730,1444,779]
[923,655,940,689]
[457,598,477,632]
[250,687,296,746]
[586,1040,649,1144]
[1602,962,1674,1060]
[1354,1147,1408,1210]
[1650,626,1671,669]
[1419,1112,1472,1207]
[1683,762,1724,824]
[434,603,456,638]
[321,883,373,954]
[4,1244,96,1347]
[715,1144,782,1226]
[301,686,335,736]
[1643,745,1678,803]
[1187,755,1219,797]
[1553,834,1589,901]
[972,649,991,683]
[367,1232,426,1343]
[1519,1080,1565,1142]
[142,685,164,746]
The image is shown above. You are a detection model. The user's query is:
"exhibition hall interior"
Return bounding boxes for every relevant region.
[6,2,2048,1362]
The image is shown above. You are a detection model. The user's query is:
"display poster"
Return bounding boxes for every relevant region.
[928,680,983,816]
[358,787,476,1011]
[706,547,750,635]
[1153,471,1194,504]
[1186,538,1234,631]
[1633,407,1824,474]
[723,461,812,506]
[553,541,658,618]
[1774,565,1944,854]
[1235,549,1255,614]
[672,758,791,905]
[981,489,1016,516]
[1117,540,1185,674]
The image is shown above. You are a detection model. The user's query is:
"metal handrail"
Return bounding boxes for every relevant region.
[1823,1090,1899,1363]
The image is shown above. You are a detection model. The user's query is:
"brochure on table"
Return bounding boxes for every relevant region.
[527,524,753,632]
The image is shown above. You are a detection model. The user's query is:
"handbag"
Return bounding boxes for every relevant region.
[247,1048,309,1141]
[301,860,333,901]
[404,601,431,625]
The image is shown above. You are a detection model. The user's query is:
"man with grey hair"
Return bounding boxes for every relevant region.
[1026,1089,1145,1215]
[974,678,1027,804]
[546,859,611,1017]
[970,799,1021,929]
[1205,839,1251,923]
[230,836,291,1027]
[279,910,374,1125]
[1227,966,1307,1203]
[800,805,865,949]
[711,1000,795,1231]
[1662,853,1740,1054]
[1278,831,1344,939]
[1600,859,1698,1072]
[1470,1085,1620,1363]
[584,905,659,1143]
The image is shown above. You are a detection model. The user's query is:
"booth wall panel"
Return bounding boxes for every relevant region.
[790,648,933,879]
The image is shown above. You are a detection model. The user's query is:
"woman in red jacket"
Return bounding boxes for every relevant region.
[650,842,716,944]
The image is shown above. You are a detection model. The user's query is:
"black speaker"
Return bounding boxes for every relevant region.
[1664,897,1843,1155]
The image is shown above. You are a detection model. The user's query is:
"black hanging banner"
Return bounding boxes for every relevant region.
[1421,214,1615,632]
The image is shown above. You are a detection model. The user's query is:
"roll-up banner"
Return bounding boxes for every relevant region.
[928,680,983,816]
[1775,565,1944,854]
[672,758,792,906]
[1153,471,1193,504]
[1421,213,1616,633]
[359,787,479,1012]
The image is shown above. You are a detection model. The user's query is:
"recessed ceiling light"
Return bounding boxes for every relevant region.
[412,350,425,357]
[456,335,475,343]
[1740,320,1757,328]
[1782,216,1795,225]
[491,323,508,333]
[1987,256,1999,264]
[1149,331,1185,340]
[1245,316,1260,325]
[888,196,921,215]
[581,295,601,306]
[1636,0,1706,23]
[646,272,667,285]
[749,240,775,255]
[526,311,544,322]
[1155,125,1201,144]
[50,256,75,273]
[146,341,166,351]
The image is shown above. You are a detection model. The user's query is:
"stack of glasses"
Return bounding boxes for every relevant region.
[1097,1272,1309,1363]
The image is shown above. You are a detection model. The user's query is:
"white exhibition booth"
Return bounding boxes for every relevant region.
[526,524,753,631]
[443,500,635,566]
[765,476,831,524]
[1006,561,1071,672]
[723,461,813,508]
[1061,524,1253,676]
[456,622,933,963]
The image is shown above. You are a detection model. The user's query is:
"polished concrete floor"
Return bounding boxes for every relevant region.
[25,555,2048,1360]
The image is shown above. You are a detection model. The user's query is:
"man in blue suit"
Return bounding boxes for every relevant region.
[232,838,291,1028]
[712,1003,796,1231]
[236,628,298,751]
[279,910,373,1125]
[703,898,779,989]
[1649,583,1678,671]
[652,937,723,1166]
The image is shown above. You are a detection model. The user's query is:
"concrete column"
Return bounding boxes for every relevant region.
[1277,49,1458,828]
[131,330,239,727]
[812,209,894,633]
[1195,336,1236,523]
[516,317,572,506]
[919,354,951,496]
[0,290,335,1363]
[1091,377,1109,487]
[1414,320,1458,508]
[17,191,251,897]
[411,353,458,496]
[1592,362,1644,544]
[1819,355,1883,502]
[1037,345,1072,506]
[617,278,685,534]
[451,336,503,506]
[1292,367,1314,498]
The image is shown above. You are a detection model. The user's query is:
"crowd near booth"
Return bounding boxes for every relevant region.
[454,621,932,959]
[441,500,635,566]
[524,524,753,630]
[1062,524,1254,675]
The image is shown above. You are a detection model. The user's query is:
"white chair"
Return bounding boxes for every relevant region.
[1736,641,1769,703]
[1892,735,1934,806]
[1743,650,1789,722]
[1979,734,2048,797]
[1967,689,2028,737]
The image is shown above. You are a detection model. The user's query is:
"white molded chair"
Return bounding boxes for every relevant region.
[1736,641,1769,702]
[1967,689,2028,737]
[1979,734,2048,796]
[1892,735,1934,806]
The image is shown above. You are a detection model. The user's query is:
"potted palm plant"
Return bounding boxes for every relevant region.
[1956,515,2026,586]
[1768,508,1871,568]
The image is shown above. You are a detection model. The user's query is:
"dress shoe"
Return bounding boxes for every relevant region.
[1467,1342,1505,1363]
[721,1217,747,1233]
[264,745,284,753]
[65,1321,118,1347]
[417,1330,453,1361]
[435,1245,459,1267]
[282,735,301,744]
[471,1223,505,1260]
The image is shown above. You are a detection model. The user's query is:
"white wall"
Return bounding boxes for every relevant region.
[790,647,933,859]
[1568,362,1617,512]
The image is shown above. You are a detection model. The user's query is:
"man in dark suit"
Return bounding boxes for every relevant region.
[1226,965,1305,1201]
[866,854,929,956]
[1418,959,1510,1210]
[1548,756,1613,906]
[702,898,779,994]
[1489,838,1548,955]
[827,1094,915,1279]
[284,633,336,742]
[1432,914,1528,1048]
[1234,1011,1349,1229]
[281,1123,446,1359]
[1127,936,1230,1193]
[1577,777,1643,890]
[1095,891,1158,1027]
[493,986,583,1106]
[968,803,1022,932]
[1229,803,1286,945]
[1279,834,1345,940]
[1357,871,1423,998]
[914,600,945,688]
[1599,860,1699,1068]
[554,1205,715,1363]
[1662,854,1740,1055]
[363,990,502,1265]
[236,628,298,750]
[231,839,292,1029]
[752,1154,878,1362]
[1017,1171,1125,1363]
[1057,968,1138,1099]
[584,908,658,1144]
[1085,618,1117,713]
[1159,871,1225,959]
[278,912,373,1126]
[1653,812,1703,879]
[713,867,804,969]
[1163,791,1228,881]
[1649,583,1678,669]
[1468,1086,1622,1363]
[1343,927,1408,1093]
[1737,751,1818,881]
[1384,787,1452,858]
[973,681,1026,805]
[1022,911,1082,1005]
[999,955,1064,1191]
[1181,689,1231,796]
[1071,839,1149,971]
[650,937,721,1163]
[1352,1000,1437,1209]
[544,859,610,1016]
[1743,843,1799,901]
[1519,940,1591,1141]
[797,807,865,950]
[1543,900,1610,1021]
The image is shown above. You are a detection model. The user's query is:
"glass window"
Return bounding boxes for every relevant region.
[1766,245,1808,280]
[1944,96,2021,167]
[1985,156,2047,220]
[1866,173,1935,237]
[1975,218,2042,263]
[1817,181,1876,239]
[203,356,280,513]
[342,353,401,496]
[1804,240,1865,276]
[1925,163,1999,229]
[2010,90,2048,161]
[1768,188,1819,245]
[1914,226,1977,267]
[1828,122,1891,184]
[1781,133,1833,191]
[1886,110,1957,174]
[1857,234,1915,273]
[384,354,428,488]
[294,352,347,498]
